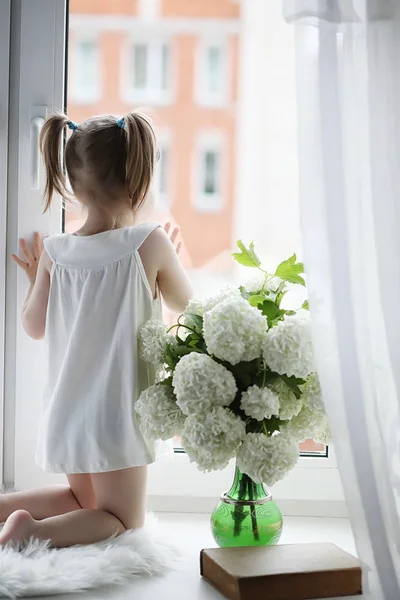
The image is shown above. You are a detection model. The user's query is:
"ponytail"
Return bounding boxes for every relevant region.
[40,113,70,212]
[123,112,157,210]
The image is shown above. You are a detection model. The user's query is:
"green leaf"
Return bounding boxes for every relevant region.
[281,375,306,399]
[164,346,177,370]
[284,310,296,316]
[275,290,287,308]
[175,344,197,357]
[159,376,173,388]
[302,300,309,311]
[226,358,262,391]
[232,240,261,269]
[181,313,203,334]
[261,299,281,321]
[248,294,266,307]
[275,254,306,286]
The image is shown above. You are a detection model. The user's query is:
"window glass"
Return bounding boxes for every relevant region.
[67,0,326,456]
[133,44,148,90]
[203,150,219,195]
[157,147,168,196]
[207,46,222,94]
[161,44,170,91]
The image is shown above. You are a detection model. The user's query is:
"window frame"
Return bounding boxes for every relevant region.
[0,0,11,486]
[195,37,230,107]
[193,131,225,213]
[69,32,101,105]
[122,35,174,106]
[3,0,65,489]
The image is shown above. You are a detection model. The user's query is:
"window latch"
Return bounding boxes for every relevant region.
[30,106,47,190]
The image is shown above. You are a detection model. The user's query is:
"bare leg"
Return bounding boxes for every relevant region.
[0,474,95,522]
[0,466,147,547]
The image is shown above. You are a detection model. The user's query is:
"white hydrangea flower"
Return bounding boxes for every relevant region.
[181,406,246,472]
[172,353,237,415]
[203,296,267,365]
[243,272,266,293]
[243,273,284,295]
[301,372,324,413]
[183,288,242,335]
[263,312,314,378]
[202,286,241,313]
[135,384,185,441]
[237,432,299,486]
[272,378,302,420]
[140,319,175,365]
[313,417,332,444]
[240,385,280,421]
[184,287,241,320]
[280,406,330,444]
[184,298,205,318]
[266,276,284,294]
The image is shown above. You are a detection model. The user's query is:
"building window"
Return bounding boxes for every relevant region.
[194,135,224,213]
[203,151,219,195]
[133,44,148,90]
[196,41,228,107]
[70,39,100,104]
[126,41,172,105]
[155,142,170,210]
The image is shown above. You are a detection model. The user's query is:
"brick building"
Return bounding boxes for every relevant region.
[67,0,240,277]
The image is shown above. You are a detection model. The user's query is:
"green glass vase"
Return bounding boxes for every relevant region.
[210,465,283,548]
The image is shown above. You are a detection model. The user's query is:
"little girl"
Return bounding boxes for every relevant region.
[0,112,192,547]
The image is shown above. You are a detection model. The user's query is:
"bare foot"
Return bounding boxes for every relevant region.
[0,510,35,545]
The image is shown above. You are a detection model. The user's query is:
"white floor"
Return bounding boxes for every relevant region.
[33,513,363,600]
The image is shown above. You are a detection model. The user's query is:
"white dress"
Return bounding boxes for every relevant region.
[35,222,161,474]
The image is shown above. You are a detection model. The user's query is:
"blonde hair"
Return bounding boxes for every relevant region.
[39,112,157,214]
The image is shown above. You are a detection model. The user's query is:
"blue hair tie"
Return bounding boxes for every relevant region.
[116,117,125,129]
[67,121,78,131]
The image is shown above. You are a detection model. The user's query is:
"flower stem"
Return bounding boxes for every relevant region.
[167,323,199,336]
[261,365,267,388]
[247,476,260,542]
[233,476,247,537]
[261,272,274,294]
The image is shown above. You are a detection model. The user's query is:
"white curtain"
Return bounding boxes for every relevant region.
[284,1,400,598]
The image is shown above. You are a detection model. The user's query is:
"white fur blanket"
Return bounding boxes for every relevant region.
[0,516,180,598]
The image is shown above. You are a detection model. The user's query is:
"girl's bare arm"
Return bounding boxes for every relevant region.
[139,224,193,313]
[12,233,51,340]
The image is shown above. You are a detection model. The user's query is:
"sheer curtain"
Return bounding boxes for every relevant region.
[283,1,400,598]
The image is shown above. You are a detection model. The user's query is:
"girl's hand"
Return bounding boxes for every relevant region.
[164,222,182,255]
[12,232,43,286]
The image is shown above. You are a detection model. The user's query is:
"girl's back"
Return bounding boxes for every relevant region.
[36,223,161,474]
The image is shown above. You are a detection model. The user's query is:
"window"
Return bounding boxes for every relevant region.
[133,44,148,90]
[154,139,170,211]
[196,41,228,106]
[125,40,172,104]
[6,2,340,512]
[194,135,224,213]
[69,39,100,103]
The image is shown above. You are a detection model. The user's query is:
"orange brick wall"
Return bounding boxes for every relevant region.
[162,0,239,18]
[70,0,239,18]
[70,0,139,15]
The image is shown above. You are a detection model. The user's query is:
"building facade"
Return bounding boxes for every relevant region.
[68,0,240,271]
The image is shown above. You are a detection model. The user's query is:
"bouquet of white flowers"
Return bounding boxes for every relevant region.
[136,241,331,488]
